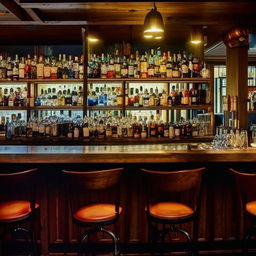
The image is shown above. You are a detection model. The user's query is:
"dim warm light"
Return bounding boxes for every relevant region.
[154,36,162,40]
[88,37,99,43]
[191,40,202,44]
[190,26,203,45]
[144,34,153,38]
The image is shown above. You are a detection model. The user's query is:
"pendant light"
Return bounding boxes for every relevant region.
[143,2,164,40]
[190,26,203,44]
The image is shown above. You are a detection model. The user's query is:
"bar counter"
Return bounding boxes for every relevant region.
[1,144,256,256]
[0,144,255,163]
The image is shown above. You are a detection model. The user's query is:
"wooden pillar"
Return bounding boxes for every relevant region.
[226,46,248,129]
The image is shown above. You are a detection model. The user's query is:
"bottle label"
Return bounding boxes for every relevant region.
[44,67,51,78]
[128,65,134,76]
[164,129,169,137]
[148,68,154,77]
[121,68,128,77]
[175,128,180,136]
[166,69,172,78]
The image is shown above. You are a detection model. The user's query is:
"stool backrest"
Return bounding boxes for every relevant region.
[62,168,123,218]
[229,168,256,203]
[141,167,205,213]
[0,168,39,210]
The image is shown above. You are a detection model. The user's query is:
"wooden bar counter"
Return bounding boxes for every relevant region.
[0,144,255,163]
[1,144,256,255]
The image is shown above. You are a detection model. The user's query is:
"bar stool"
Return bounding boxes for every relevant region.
[229,168,256,254]
[0,168,39,256]
[62,168,123,256]
[141,167,205,256]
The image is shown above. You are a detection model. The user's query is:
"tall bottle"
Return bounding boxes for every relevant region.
[36,56,44,79]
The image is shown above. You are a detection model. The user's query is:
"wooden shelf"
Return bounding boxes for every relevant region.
[248,110,256,114]
[0,106,28,110]
[87,106,123,110]
[126,105,212,110]
[0,78,211,84]
[0,79,83,83]
[31,106,83,110]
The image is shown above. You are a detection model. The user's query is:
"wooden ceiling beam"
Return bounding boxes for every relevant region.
[0,0,34,21]
[23,8,43,22]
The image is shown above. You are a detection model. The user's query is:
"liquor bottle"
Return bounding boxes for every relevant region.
[160,90,168,106]
[6,58,13,81]
[128,54,135,79]
[57,54,63,79]
[101,54,107,79]
[73,56,79,79]
[121,57,128,78]
[166,52,173,78]
[139,86,143,107]
[114,51,121,79]
[61,55,68,79]
[134,53,140,79]
[68,55,74,79]
[24,55,31,79]
[172,54,181,78]
[19,57,25,79]
[164,122,169,138]
[174,122,181,137]
[190,85,198,105]
[148,50,155,78]
[133,88,139,107]
[160,52,167,78]
[181,54,190,78]
[12,61,19,81]
[192,57,200,78]
[65,89,72,106]
[106,123,112,138]
[149,88,155,106]
[44,58,51,78]
[36,56,44,79]
[71,89,78,106]
[30,55,37,79]
[201,62,210,78]
[83,120,90,138]
[150,121,156,137]
[140,55,148,79]
[143,89,149,106]
[107,56,115,78]
[52,88,58,106]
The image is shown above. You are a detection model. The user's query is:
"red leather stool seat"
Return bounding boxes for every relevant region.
[74,203,122,223]
[149,202,194,220]
[0,201,39,223]
[246,201,256,216]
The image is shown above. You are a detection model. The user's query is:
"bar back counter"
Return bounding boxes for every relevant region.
[1,144,256,255]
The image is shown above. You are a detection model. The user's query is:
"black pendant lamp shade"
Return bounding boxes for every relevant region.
[143,3,164,39]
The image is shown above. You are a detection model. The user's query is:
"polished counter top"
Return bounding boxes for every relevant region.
[0,144,255,163]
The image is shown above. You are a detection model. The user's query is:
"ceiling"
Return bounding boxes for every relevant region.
[0,1,256,49]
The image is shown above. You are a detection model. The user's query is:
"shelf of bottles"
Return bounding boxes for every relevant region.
[0,51,215,141]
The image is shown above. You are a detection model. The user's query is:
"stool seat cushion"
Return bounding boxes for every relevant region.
[246,201,256,216]
[74,203,122,223]
[149,202,194,220]
[0,201,39,223]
